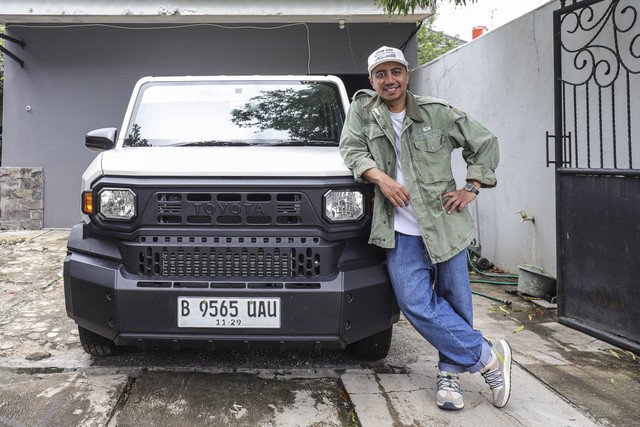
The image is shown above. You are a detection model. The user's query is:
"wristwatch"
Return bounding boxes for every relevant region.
[464,182,479,195]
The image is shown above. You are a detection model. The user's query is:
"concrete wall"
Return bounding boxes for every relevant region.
[411,1,557,274]
[2,22,417,227]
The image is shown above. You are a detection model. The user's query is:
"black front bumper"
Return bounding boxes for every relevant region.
[63,223,398,351]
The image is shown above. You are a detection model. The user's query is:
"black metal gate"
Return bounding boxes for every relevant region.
[551,0,640,352]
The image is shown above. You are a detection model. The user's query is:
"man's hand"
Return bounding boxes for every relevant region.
[442,181,480,214]
[363,168,410,207]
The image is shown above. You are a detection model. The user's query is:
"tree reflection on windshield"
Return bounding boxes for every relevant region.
[125,123,151,147]
[230,84,343,143]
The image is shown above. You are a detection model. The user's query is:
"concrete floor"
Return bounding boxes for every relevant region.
[1,229,638,426]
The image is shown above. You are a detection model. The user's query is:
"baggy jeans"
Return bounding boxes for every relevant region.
[387,232,492,373]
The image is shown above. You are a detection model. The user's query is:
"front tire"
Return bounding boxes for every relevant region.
[349,327,393,360]
[78,326,118,356]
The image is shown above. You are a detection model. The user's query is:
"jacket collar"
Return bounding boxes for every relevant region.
[363,90,424,122]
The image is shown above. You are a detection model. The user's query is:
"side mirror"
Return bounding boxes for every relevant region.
[85,128,117,151]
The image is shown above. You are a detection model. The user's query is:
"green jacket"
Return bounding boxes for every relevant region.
[339,89,499,263]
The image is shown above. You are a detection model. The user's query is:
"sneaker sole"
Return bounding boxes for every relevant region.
[437,401,464,410]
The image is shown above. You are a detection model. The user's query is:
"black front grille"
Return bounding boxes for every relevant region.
[155,192,303,226]
[140,246,293,277]
[123,235,339,279]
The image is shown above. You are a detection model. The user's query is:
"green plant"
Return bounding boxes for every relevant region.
[417,14,464,64]
[376,0,476,16]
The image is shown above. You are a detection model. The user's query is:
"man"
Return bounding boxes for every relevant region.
[339,46,511,410]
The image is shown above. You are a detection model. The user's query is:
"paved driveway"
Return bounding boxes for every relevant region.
[1,229,636,426]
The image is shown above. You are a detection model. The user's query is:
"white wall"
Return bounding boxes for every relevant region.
[411,1,557,274]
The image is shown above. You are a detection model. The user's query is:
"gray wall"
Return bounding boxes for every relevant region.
[3,22,417,227]
[411,1,557,275]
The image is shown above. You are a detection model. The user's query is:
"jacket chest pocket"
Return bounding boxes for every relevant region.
[414,129,445,152]
[363,125,392,171]
[412,130,454,183]
[364,124,387,143]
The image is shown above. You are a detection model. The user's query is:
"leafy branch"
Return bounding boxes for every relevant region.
[376,0,476,16]
[417,15,464,64]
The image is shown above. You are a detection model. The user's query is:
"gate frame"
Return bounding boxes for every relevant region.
[553,0,640,353]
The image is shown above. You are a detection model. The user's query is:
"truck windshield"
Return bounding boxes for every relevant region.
[123,80,345,147]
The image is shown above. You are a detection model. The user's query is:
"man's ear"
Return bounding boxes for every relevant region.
[369,76,373,87]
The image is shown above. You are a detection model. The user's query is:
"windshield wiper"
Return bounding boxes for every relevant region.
[262,140,338,147]
[168,140,338,147]
[169,141,253,147]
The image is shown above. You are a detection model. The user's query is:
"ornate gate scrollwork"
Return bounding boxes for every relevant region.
[554,0,639,169]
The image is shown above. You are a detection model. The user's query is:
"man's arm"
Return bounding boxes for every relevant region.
[450,110,500,188]
[441,180,480,214]
[441,106,499,213]
[362,167,410,208]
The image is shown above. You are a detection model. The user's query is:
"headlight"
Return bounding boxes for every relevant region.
[324,190,364,222]
[98,188,137,221]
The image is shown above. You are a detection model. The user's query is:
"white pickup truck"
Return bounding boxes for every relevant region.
[64,75,398,359]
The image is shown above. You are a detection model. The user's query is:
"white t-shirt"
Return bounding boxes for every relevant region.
[389,110,422,236]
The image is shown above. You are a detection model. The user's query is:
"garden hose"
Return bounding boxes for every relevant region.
[471,290,512,305]
[467,250,517,303]
[467,250,519,279]
[471,279,517,286]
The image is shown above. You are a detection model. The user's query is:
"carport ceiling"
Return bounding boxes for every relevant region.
[0,0,431,24]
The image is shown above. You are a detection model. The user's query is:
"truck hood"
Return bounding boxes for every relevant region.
[94,146,353,179]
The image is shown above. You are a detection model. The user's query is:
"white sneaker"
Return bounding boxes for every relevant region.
[480,339,513,408]
[437,371,464,410]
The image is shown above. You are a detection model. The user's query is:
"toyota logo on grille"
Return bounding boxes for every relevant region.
[192,202,265,216]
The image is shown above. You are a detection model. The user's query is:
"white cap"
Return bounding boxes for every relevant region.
[367,46,409,75]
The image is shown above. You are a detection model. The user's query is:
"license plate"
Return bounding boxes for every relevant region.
[177,297,280,328]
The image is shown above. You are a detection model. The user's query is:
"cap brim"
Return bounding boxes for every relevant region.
[368,59,409,75]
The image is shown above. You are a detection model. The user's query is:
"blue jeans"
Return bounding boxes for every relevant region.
[387,233,492,373]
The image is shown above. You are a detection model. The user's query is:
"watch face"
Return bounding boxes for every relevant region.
[464,183,478,193]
